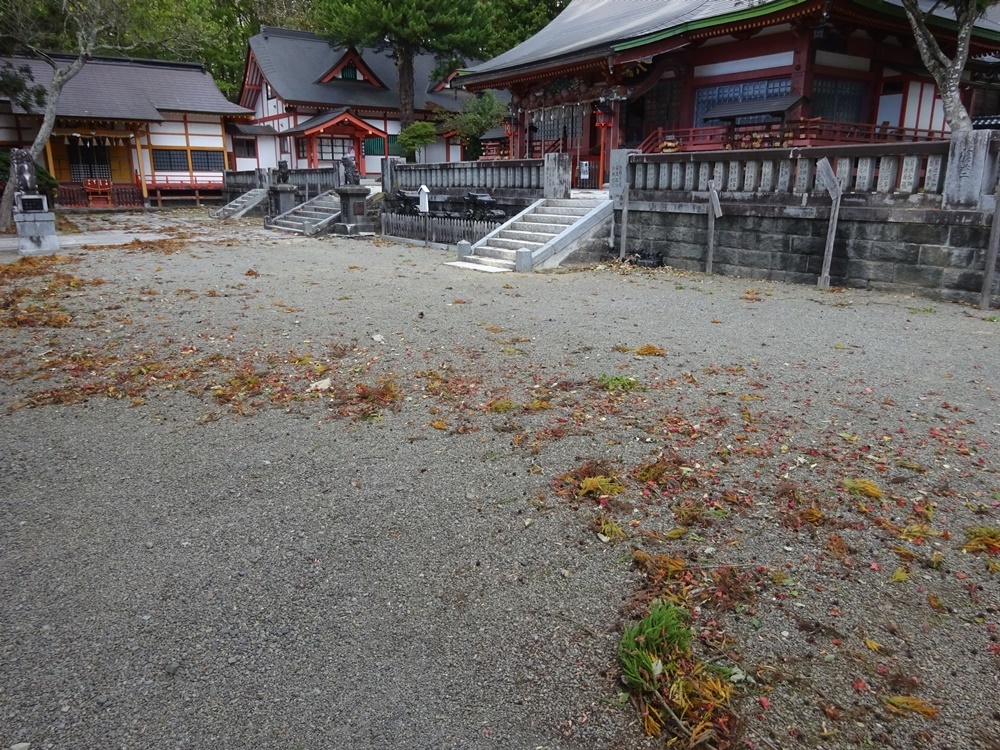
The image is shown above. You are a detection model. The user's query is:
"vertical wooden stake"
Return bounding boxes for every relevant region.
[706,180,722,275]
[815,158,843,292]
[981,192,1000,310]
[618,182,630,260]
[818,194,841,291]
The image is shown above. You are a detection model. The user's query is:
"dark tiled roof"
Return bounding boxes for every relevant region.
[973,115,1000,128]
[228,123,279,136]
[249,27,469,112]
[281,109,349,135]
[1,54,251,119]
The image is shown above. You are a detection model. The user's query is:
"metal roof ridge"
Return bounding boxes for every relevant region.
[6,52,208,71]
[612,0,813,51]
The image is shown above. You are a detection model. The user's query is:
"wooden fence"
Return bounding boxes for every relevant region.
[382,213,502,245]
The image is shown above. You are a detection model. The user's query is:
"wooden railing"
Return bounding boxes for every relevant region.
[56,182,144,208]
[394,159,544,191]
[641,119,948,154]
[627,141,950,198]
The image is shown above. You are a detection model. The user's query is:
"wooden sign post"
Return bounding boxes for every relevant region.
[981,191,1000,310]
[706,180,722,275]
[618,182,631,260]
[815,157,843,291]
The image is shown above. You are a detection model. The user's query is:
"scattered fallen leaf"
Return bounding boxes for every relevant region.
[634,344,665,357]
[881,695,938,719]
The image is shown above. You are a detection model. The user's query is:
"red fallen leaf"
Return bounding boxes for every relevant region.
[869,562,883,571]
[831,638,843,646]
[955,572,967,580]
[853,678,868,692]
[759,696,771,710]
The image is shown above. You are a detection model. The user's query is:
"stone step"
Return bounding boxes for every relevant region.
[489,236,545,251]
[499,228,559,245]
[546,199,601,209]
[470,255,516,270]
[311,201,340,210]
[475,245,517,261]
[296,209,336,220]
[445,260,511,273]
[272,219,307,231]
[510,221,566,235]
[520,213,576,226]
[268,223,305,234]
[534,206,590,217]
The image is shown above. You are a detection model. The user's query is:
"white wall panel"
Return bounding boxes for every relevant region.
[694,52,793,78]
[149,134,189,147]
[188,135,225,148]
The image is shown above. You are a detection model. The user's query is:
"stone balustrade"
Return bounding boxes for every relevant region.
[625,142,951,202]
[392,159,544,192]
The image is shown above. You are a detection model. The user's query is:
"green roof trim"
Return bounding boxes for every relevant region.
[612,0,811,52]
[610,0,1000,51]
[850,0,1000,43]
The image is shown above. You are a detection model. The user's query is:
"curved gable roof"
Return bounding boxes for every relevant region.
[248,27,468,112]
[1,55,250,119]
[461,0,1000,84]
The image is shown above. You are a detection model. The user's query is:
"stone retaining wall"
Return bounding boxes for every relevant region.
[616,199,995,302]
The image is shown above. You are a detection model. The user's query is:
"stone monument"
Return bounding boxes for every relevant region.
[11,148,59,256]
[268,159,297,217]
[333,153,373,234]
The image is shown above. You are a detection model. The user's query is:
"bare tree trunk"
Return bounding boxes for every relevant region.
[899,0,977,133]
[0,55,88,231]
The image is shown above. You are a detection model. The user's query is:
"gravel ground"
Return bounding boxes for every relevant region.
[1,211,998,750]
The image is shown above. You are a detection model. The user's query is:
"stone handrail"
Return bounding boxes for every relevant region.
[223,167,341,192]
[393,159,544,192]
[626,141,951,199]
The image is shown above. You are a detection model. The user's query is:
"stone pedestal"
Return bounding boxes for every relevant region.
[333,184,374,235]
[543,152,571,199]
[269,183,298,217]
[14,211,59,256]
[944,130,996,210]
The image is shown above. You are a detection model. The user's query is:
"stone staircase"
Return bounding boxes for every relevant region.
[266,191,341,236]
[209,188,269,220]
[447,197,613,273]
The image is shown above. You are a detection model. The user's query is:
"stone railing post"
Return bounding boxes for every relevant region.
[542,154,573,198]
[381,156,403,193]
[944,130,997,209]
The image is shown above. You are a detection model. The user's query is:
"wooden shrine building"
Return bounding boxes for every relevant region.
[0,54,251,207]
[459,0,1000,186]
[235,27,472,176]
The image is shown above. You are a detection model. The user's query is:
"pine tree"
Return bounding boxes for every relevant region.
[313,0,491,129]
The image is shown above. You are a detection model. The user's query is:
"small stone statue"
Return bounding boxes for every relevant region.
[276,160,290,185]
[341,154,361,185]
[12,148,37,193]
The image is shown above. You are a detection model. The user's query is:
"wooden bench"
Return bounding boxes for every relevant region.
[83,178,112,207]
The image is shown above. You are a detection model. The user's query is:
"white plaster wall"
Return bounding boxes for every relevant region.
[876,93,903,127]
[234,157,258,172]
[694,52,794,79]
[423,140,447,163]
[188,135,224,148]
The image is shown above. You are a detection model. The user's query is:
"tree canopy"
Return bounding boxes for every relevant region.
[312,0,493,130]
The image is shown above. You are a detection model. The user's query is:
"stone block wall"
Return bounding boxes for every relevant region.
[617,199,997,303]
